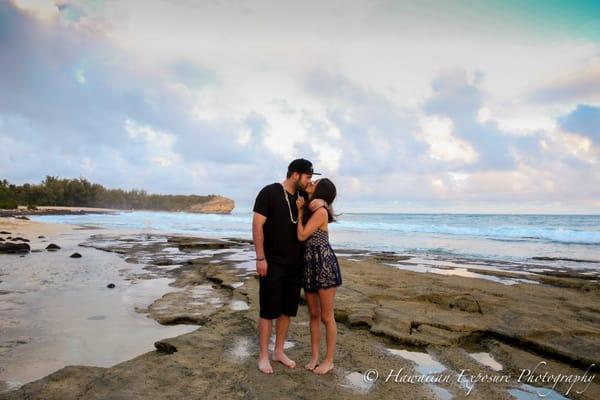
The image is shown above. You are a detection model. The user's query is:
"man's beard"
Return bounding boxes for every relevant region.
[293,180,308,199]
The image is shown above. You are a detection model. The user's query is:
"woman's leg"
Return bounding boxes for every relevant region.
[314,287,336,374]
[305,292,321,370]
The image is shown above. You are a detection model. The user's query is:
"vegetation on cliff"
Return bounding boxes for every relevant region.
[0,177,231,212]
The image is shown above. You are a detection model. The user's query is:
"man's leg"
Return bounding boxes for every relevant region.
[272,314,296,368]
[272,263,301,368]
[258,317,273,374]
[258,264,283,374]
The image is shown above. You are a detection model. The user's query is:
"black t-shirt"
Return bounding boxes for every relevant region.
[253,183,305,265]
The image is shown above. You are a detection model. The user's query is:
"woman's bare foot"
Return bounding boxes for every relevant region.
[313,360,334,375]
[272,352,296,368]
[305,357,319,371]
[258,356,273,374]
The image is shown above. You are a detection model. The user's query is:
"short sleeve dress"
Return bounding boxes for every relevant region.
[302,228,342,293]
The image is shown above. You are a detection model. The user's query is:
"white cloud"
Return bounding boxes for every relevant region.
[418,116,478,163]
[2,0,600,212]
[124,119,180,167]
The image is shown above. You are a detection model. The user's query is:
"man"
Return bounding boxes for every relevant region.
[252,158,320,374]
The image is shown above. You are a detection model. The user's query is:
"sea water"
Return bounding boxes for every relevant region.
[30,211,600,271]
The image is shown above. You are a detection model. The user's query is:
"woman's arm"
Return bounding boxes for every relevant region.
[297,207,327,242]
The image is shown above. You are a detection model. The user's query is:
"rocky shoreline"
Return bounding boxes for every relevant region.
[0,206,118,218]
[0,226,598,399]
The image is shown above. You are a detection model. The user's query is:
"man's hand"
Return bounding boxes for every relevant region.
[256,259,268,277]
[296,197,305,210]
[309,199,326,212]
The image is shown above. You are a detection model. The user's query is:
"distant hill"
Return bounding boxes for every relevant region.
[0,177,235,214]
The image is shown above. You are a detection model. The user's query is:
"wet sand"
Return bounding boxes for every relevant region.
[0,218,598,399]
[0,220,198,389]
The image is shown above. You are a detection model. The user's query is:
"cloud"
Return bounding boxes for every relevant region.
[304,70,428,176]
[530,63,600,105]
[559,105,600,144]
[417,116,478,164]
[2,0,600,212]
[423,69,517,171]
[0,1,285,201]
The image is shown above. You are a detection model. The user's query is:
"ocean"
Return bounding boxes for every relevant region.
[30,211,600,271]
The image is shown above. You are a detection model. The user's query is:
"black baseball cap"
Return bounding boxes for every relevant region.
[287,158,321,176]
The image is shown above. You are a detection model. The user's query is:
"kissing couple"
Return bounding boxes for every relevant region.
[252,158,342,375]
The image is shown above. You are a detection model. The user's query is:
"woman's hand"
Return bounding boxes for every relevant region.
[309,199,326,212]
[296,196,305,211]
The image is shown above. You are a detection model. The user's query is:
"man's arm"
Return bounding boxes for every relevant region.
[252,212,268,276]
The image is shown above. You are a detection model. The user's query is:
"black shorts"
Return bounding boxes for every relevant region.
[259,261,302,320]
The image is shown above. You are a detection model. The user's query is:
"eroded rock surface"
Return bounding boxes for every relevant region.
[2,234,598,400]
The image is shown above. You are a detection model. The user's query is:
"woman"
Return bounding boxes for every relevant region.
[295,178,342,375]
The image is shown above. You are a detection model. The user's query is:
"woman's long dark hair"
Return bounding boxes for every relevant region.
[302,178,337,224]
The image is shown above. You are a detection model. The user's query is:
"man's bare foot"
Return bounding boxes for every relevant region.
[313,360,334,375]
[305,357,319,371]
[258,356,274,374]
[272,352,296,368]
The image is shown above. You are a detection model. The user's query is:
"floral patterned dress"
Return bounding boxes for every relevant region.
[302,228,342,293]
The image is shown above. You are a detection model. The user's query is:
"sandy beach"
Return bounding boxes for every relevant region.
[0,217,598,399]
[0,216,76,237]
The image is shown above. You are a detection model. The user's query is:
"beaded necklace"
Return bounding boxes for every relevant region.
[281,182,298,224]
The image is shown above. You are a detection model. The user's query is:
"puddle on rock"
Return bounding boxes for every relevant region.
[429,384,453,400]
[339,371,374,393]
[230,300,250,311]
[508,383,570,400]
[468,352,503,371]
[386,348,446,375]
[227,337,253,363]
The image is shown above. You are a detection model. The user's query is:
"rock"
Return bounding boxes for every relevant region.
[6,233,600,400]
[449,294,483,313]
[154,340,178,354]
[532,256,598,263]
[188,196,235,214]
[153,258,175,266]
[0,231,10,234]
[0,242,31,254]
[46,243,61,251]
[177,241,228,250]
[70,252,82,258]
[12,237,30,242]
[15,216,29,220]
[147,282,228,325]
[0,238,4,242]
[107,283,116,289]
[38,235,46,239]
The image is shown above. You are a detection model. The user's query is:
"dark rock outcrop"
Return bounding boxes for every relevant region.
[154,340,177,354]
[0,242,31,254]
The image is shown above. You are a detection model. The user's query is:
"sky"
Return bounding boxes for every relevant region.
[1,0,599,214]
